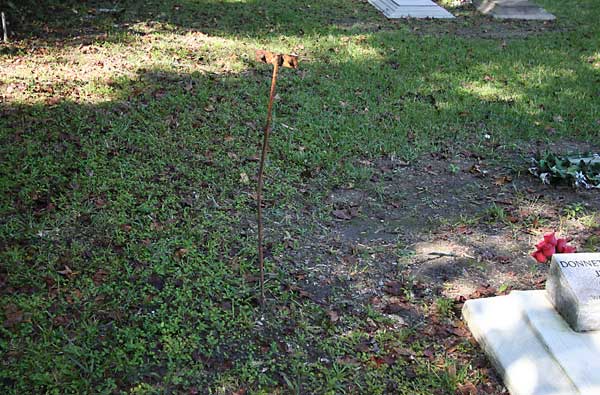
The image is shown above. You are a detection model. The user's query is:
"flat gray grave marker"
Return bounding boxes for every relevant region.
[568,155,600,166]
[546,252,600,332]
[369,0,455,19]
[474,0,555,20]
[464,254,600,395]
[517,291,600,395]
[462,291,579,395]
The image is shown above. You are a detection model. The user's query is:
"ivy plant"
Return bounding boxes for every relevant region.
[529,153,600,189]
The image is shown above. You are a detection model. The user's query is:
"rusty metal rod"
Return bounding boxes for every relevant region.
[257,55,281,305]
[254,50,298,305]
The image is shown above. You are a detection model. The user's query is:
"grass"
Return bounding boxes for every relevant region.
[1,0,599,394]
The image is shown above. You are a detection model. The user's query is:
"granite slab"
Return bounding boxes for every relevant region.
[368,0,455,19]
[546,253,600,332]
[514,291,600,395]
[474,0,555,20]
[567,156,600,166]
[463,291,579,395]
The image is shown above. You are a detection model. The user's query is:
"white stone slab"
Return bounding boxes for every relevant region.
[463,292,579,395]
[397,0,441,5]
[368,0,455,19]
[568,156,600,166]
[513,291,600,395]
[388,6,455,18]
[474,0,555,20]
[546,253,600,332]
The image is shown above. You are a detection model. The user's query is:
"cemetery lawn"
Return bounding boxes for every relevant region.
[1,0,600,393]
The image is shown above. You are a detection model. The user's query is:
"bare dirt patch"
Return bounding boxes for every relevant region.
[284,144,599,306]
[272,146,598,392]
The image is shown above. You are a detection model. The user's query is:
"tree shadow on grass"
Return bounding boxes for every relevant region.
[1,9,600,389]
[2,0,385,43]
[4,0,591,48]
[2,32,599,245]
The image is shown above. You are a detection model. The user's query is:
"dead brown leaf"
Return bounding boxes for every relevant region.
[327,310,340,323]
[422,348,435,361]
[331,208,357,220]
[148,274,165,291]
[468,164,486,176]
[244,273,259,283]
[355,339,372,353]
[494,255,511,264]
[455,225,473,235]
[174,248,188,259]
[447,364,457,379]
[393,346,415,357]
[151,221,163,231]
[153,89,167,99]
[286,284,314,300]
[469,284,497,299]
[92,269,109,286]
[370,354,396,366]
[457,382,478,395]
[46,97,62,106]
[342,255,358,265]
[383,280,404,296]
[3,304,23,328]
[506,215,519,223]
[57,265,77,279]
[53,315,70,326]
[494,175,512,186]
[383,301,411,314]
[447,322,471,338]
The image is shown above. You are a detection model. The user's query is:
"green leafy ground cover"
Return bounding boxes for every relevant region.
[530,152,600,188]
[1,0,599,394]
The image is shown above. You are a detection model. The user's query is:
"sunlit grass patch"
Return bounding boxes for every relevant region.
[1,0,599,393]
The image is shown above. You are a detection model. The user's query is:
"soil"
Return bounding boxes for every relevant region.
[269,143,598,391]
[280,143,599,307]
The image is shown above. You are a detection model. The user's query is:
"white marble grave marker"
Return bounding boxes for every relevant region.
[545,253,600,332]
[368,0,454,19]
[473,0,555,20]
[463,253,600,395]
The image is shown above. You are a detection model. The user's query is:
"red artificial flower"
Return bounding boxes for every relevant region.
[531,232,576,264]
[543,232,557,246]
